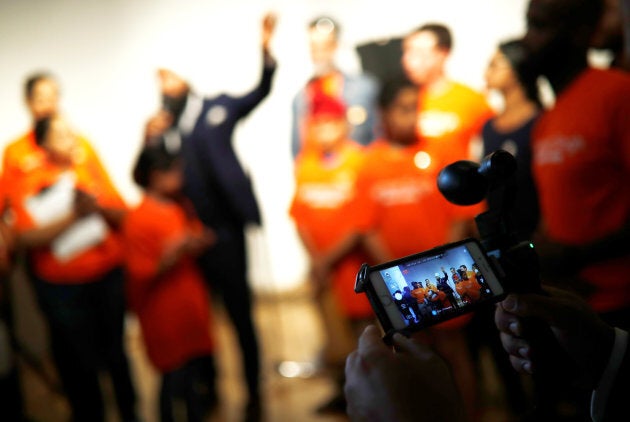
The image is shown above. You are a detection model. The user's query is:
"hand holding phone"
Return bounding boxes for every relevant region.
[344,325,466,422]
[355,238,506,340]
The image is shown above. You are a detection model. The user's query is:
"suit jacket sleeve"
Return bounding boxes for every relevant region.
[591,328,629,421]
[233,54,276,119]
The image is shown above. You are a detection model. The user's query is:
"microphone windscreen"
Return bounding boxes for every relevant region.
[437,160,487,205]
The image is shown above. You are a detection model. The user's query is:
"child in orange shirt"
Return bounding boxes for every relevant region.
[290,92,373,413]
[123,144,217,422]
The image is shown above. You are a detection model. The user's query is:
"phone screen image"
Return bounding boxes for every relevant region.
[368,240,504,331]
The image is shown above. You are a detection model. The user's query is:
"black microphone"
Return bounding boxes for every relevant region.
[436,150,517,206]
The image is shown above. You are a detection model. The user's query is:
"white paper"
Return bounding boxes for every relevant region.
[24,172,75,226]
[52,214,108,262]
[23,172,108,262]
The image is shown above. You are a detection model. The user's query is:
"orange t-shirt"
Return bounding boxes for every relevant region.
[123,195,214,372]
[429,289,451,308]
[415,81,494,179]
[1,131,46,207]
[456,276,482,303]
[354,139,480,258]
[9,135,125,283]
[354,139,480,329]
[532,68,630,312]
[290,141,373,318]
[411,287,427,303]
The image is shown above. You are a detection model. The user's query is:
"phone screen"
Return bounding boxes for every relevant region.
[368,240,505,331]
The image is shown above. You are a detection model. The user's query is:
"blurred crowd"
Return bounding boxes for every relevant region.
[0,0,628,421]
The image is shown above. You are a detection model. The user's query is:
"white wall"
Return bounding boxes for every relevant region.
[0,0,528,291]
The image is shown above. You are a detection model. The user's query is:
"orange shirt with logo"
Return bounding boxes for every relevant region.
[412,82,491,239]
[415,81,494,179]
[354,139,480,258]
[290,141,373,318]
[532,68,630,312]
[7,133,124,283]
[353,139,481,329]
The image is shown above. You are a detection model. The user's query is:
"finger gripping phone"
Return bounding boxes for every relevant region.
[355,238,506,341]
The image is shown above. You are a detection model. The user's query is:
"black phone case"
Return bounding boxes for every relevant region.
[355,238,508,342]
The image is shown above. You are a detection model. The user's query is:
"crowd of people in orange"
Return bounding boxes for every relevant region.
[394,263,490,324]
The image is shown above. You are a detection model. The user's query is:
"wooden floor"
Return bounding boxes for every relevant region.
[17,287,519,422]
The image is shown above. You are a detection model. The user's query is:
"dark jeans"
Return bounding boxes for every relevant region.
[197,226,260,401]
[33,267,137,422]
[159,355,217,422]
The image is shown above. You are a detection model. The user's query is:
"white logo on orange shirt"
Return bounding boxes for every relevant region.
[418,111,460,138]
[534,136,586,165]
[371,178,433,206]
[298,180,353,209]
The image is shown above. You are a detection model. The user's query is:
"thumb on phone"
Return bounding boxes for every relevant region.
[391,333,434,361]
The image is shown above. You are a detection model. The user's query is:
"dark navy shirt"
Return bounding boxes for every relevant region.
[482,115,540,240]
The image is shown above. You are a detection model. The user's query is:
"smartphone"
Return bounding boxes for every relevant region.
[355,238,506,339]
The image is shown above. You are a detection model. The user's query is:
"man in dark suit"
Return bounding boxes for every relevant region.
[148,14,277,419]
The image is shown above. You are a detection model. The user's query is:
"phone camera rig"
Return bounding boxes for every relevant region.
[354,149,536,295]
[439,149,577,411]
[437,149,540,294]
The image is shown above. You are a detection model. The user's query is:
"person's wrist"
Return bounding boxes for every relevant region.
[262,49,276,67]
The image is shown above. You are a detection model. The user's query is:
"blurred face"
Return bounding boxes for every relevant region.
[402,31,448,85]
[151,161,183,197]
[524,0,564,55]
[309,116,348,151]
[27,78,59,121]
[309,27,338,75]
[590,0,622,49]
[43,117,78,165]
[484,49,519,92]
[158,68,188,98]
[382,86,418,145]
[522,0,589,77]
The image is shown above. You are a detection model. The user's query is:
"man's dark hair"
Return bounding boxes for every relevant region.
[34,116,52,146]
[566,0,605,32]
[309,16,341,39]
[378,77,416,109]
[132,143,180,189]
[25,72,55,99]
[416,23,452,51]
